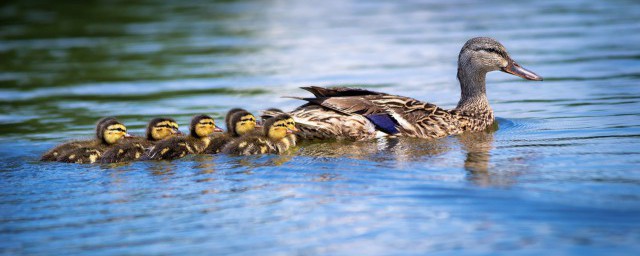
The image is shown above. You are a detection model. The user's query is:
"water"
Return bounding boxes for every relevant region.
[2,0,640,254]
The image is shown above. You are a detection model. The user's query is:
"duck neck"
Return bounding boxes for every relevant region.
[455,68,491,114]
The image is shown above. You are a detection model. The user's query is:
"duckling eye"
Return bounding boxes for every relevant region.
[199,121,214,125]
[110,128,126,132]
[156,124,173,129]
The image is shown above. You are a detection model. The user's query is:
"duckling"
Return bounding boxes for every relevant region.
[41,117,120,162]
[222,114,297,156]
[56,118,131,164]
[261,108,298,146]
[145,114,222,160]
[204,109,259,154]
[100,117,181,163]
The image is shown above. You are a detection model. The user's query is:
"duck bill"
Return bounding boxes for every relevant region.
[213,126,224,133]
[290,127,299,133]
[286,129,294,135]
[173,129,183,135]
[124,133,133,138]
[501,59,543,81]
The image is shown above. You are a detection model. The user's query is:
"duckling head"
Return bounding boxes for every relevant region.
[190,114,223,138]
[229,111,257,136]
[264,114,295,141]
[95,117,118,138]
[284,116,299,133]
[458,37,542,81]
[147,117,181,141]
[99,119,130,145]
[224,108,248,131]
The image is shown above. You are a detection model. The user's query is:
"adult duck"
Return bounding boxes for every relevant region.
[275,37,543,140]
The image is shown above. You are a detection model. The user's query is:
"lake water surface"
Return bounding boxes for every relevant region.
[2,0,640,255]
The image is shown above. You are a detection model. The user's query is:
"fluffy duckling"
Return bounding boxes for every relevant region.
[56,118,131,164]
[222,114,298,156]
[204,109,259,154]
[145,114,222,160]
[261,108,298,146]
[100,117,181,163]
[41,117,122,162]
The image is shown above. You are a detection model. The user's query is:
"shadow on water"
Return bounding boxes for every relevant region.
[294,120,506,186]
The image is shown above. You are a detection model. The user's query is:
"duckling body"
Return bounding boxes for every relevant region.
[145,115,221,160]
[55,118,130,164]
[222,114,297,156]
[276,37,542,141]
[40,117,117,161]
[41,140,90,161]
[101,118,181,163]
[204,110,259,154]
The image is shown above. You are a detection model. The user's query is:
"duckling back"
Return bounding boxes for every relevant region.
[145,136,208,160]
[56,145,105,164]
[40,139,91,161]
[203,133,233,154]
[100,138,151,163]
[221,135,274,156]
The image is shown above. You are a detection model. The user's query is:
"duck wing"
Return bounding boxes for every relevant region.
[295,87,461,138]
[300,86,385,97]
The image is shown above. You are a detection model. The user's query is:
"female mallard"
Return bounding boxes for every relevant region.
[222,114,298,156]
[100,117,181,163]
[274,37,543,140]
[41,117,120,161]
[55,118,132,163]
[204,109,259,154]
[145,115,223,160]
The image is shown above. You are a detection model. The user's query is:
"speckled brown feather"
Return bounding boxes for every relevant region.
[100,137,151,163]
[288,86,494,140]
[145,135,210,160]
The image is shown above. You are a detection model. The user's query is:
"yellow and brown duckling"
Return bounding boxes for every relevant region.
[204,109,259,154]
[222,114,298,156]
[55,118,131,164]
[261,108,298,146]
[100,117,181,163]
[145,114,222,160]
[40,117,127,162]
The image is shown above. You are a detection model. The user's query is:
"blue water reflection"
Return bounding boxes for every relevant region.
[1,0,640,254]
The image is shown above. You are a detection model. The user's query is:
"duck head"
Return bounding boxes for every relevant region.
[190,114,223,138]
[147,117,181,141]
[264,114,296,141]
[458,37,542,81]
[224,108,248,131]
[229,111,257,136]
[97,117,131,145]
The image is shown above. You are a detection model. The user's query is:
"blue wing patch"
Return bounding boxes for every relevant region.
[366,114,399,134]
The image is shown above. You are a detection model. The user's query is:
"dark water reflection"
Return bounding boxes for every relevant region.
[2,0,640,255]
